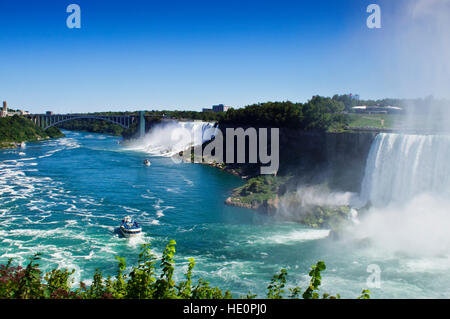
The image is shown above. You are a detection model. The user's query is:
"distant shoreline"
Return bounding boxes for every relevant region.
[0,115,65,149]
[0,141,26,150]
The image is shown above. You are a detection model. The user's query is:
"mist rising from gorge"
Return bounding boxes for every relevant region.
[276,1,450,257]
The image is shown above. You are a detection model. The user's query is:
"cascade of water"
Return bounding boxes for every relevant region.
[360,133,450,207]
[123,121,217,157]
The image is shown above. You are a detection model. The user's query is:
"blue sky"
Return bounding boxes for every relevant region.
[0,0,443,113]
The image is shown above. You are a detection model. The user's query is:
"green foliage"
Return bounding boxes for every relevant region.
[230,175,290,207]
[121,121,139,139]
[238,176,278,202]
[0,115,64,146]
[154,240,177,298]
[300,206,350,229]
[279,188,351,229]
[221,101,303,128]
[14,254,43,299]
[301,96,346,131]
[358,289,371,299]
[300,261,341,299]
[220,98,349,132]
[245,291,258,299]
[177,258,195,298]
[145,110,223,122]
[44,126,65,139]
[58,118,124,136]
[302,261,326,299]
[267,269,288,299]
[125,243,158,299]
[0,240,369,299]
[44,268,75,298]
[347,113,397,129]
[191,278,232,299]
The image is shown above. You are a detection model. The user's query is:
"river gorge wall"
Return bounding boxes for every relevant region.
[213,125,377,193]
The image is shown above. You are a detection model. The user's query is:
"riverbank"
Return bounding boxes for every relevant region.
[0,115,65,149]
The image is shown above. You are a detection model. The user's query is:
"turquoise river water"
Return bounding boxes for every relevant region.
[1,130,450,298]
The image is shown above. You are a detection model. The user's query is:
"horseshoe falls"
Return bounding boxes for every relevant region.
[353,133,450,276]
[360,133,450,207]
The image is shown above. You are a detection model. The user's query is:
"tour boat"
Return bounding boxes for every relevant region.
[143,159,151,166]
[120,216,142,237]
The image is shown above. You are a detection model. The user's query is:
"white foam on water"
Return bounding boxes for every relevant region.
[126,234,150,248]
[122,121,217,157]
[156,210,164,218]
[17,157,36,161]
[165,187,181,194]
[84,250,96,260]
[0,138,130,279]
[120,206,141,213]
[248,229,330,245]
[184,178,194,187]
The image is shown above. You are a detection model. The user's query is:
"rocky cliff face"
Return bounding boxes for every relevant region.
[214,125,376,193]
[324,132,377,192]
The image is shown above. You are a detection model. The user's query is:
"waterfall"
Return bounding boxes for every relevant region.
[123,121,217,157]
[360,133,450,207]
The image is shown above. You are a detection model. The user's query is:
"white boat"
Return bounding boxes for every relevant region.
[120,216,142,237]
[18,152,25,156]
[143,159,151,166]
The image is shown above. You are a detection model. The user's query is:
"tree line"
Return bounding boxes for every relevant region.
[52,94,450,136]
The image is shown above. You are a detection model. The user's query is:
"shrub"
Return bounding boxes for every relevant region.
[0,240,370,299]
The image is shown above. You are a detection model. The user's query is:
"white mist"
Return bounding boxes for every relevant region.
[122,121,217,157]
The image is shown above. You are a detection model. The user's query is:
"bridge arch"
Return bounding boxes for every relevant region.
[27,111,151,138]
[45,115,132,130]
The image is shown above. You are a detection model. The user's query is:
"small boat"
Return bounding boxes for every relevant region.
[20,142,26,148]
[18,152,25,156]
[143,159,151,166]
[120,216,142,237]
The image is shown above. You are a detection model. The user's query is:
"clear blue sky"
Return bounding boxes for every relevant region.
[0,0,443,113]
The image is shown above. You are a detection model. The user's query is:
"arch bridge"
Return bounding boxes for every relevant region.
[26,111,161,137]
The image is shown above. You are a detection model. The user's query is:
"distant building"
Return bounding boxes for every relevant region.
[212,104,230,112]
[0,101,31,117]
[352,106,367,113]
[46,111,53,116]
[1,101,7,118]
[202,104,231,113]
[352,105,404,114]
[350,94,360,100]
[383,106,404,114]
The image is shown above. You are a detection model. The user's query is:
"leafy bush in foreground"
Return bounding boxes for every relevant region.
[0,240,370,299]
